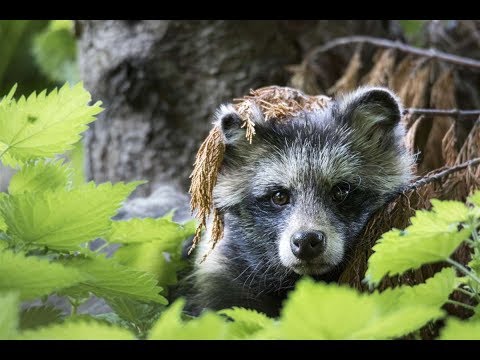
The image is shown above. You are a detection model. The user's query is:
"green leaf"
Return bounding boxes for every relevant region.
[8,159,71,194]
[0,213,6,232]
[373,267,458,311]
[440,317,480,340]
[0,83,102,166]
[0,181,141,251]
[261,278,443,340]
[219,307,274,339]
[107,297,163,324]
[108,218,195,245]
[62,254,167,304]
[67,140,85,186]
[20,306,63,330]
[0,250,83,300]
[32,21,78,84]
[0,292,19,339]
[366,200,470,286]
[114,242,181,288]
[16,319,136,340]
[148,299,230,340]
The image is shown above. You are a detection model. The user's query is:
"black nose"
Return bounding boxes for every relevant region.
[290,230,326,260]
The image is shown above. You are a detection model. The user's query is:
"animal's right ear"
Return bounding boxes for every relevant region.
[214,104,244,144]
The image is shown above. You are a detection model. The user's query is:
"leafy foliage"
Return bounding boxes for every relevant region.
[16,319,135,340]
[366,199,471,285]
[0,82,102,166]
[0,181,140,251]
[8,159,72,194]
[0,292,19,339]
[440,317,480,340]
[1,82,480,340]
[0,250,84,300]
[19,305,63,330]
[32,20,78,84]
[62,254,167,304]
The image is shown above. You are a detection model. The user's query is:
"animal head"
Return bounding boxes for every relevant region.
[207,86,413,277]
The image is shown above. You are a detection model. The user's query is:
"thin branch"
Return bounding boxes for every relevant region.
[408,157,480,191]
[403,108,480,119]
[305,35,480,71]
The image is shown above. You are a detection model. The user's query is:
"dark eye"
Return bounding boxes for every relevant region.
[271,190,290,207]
[331,183,350,203]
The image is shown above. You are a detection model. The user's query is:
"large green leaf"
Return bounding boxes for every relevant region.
[0,292,19,339]
[107,218,195,245]
[0,181,141,251]
[8,159,71,194]
[114,242,181,288]
[16,319,135,340]
[0,250,83,300]
[372,267,458,311]
[19,305,63,330]
[219,307,274,339]
[366,200,471,286]
[440,317,480,340]
[148,299,230,340]
[259,278,444,340]
[0,82,102,166]
[62,254,167,304]
[32,20,78,84]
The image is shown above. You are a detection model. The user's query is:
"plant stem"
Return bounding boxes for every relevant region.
[94,241,110,253]
[446,300,476,311]
[447,258,480,285]
[455,287,478,298]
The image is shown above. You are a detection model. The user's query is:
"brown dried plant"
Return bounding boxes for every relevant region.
[361,49,396,87]
[327,48,362,95]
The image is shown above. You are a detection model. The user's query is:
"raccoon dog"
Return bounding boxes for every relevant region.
[186,86,414,317]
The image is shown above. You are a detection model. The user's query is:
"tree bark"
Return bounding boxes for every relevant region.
[76,20,399,200]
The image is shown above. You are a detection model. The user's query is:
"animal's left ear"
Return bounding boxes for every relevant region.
[337,86,402,133]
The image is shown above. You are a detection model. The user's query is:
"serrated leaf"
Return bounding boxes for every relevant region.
[114,242,181,288]
[0,181,141,251]
[8,159,71,194]
[467,189,480,207]
[366,200,471,286]
[62,254,167,304]
[0,83,102,166]
[16,319,135,340]
[373,267,457,312]
[108,218,195,245]
[148,299,230,340]
[19,305,63,330]
[0,292,19,339]
[263,278,444,340]
[440,317,480,340]
[0,213,6,232]
[106,297,163,325]
[219,307,273,339]
[0,250,83,300]
[350,306,443,339]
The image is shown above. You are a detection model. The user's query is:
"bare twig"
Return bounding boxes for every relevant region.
[408,157,480,190]
[403,108,480,119]
[305,36,480,71]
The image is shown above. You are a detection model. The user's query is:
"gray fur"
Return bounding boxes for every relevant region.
[184,86,414,317]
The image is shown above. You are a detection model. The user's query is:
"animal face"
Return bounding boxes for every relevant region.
[209,87,413,279]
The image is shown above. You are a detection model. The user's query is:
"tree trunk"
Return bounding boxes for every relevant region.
[76,20,400,203]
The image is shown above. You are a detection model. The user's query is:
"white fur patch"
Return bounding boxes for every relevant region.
[278,206,344,275]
